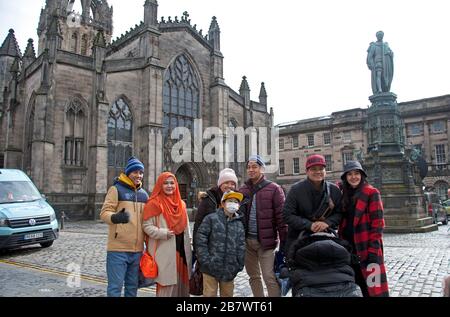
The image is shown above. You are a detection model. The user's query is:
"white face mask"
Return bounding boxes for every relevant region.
[225,202,240,213]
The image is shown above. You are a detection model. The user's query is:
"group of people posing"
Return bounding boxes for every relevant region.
[100,154,389,298]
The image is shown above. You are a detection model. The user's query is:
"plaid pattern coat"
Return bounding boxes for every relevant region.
[338,183,389,297]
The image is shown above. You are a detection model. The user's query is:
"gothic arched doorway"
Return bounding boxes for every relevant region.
[174,163,202,209]
[175,165,192,208]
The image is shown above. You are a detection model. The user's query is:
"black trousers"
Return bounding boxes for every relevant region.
[352,263,370,297]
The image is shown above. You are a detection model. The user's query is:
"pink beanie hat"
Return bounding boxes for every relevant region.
[217,168,238,187]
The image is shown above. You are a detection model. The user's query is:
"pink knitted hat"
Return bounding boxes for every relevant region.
[217,168,238,187]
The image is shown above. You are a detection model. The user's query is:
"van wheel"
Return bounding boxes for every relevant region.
[443,217,448,225]
[40,241,54,248]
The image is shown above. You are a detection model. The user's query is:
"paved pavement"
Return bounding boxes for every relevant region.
[0,221,449,297]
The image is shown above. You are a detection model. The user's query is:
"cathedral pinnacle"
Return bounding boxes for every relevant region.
[0,29,22,58]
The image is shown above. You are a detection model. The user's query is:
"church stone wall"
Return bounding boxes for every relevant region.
[107,38,141,60]
[55,65,94,101]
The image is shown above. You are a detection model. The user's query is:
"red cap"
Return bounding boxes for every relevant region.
[306,154,326,170]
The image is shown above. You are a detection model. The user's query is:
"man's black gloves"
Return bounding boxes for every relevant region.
[111,208,130,224]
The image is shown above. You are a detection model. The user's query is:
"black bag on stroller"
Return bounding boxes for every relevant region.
[287,229,362,297]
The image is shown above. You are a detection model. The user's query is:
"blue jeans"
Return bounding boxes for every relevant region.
[106,251,141,297]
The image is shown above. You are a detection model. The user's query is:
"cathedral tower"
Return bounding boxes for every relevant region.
[37,0,113,56]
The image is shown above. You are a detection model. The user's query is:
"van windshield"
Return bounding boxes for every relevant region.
[0,181,42,204]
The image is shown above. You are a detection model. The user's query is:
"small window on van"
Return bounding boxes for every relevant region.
[0,181,41,204]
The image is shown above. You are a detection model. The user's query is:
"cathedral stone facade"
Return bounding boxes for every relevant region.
[0,0,274,219]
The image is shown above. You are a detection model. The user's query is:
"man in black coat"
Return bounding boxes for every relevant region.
[283,155,343,253]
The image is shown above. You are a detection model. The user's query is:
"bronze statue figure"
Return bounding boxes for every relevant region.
[367,31,394,94]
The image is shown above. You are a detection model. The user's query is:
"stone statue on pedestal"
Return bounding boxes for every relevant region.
[367,31,394,94]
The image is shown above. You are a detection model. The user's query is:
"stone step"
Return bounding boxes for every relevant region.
[384,223,438,233]
[385,217,434,227]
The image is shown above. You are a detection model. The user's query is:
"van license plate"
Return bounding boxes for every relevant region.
[24,232,44,240]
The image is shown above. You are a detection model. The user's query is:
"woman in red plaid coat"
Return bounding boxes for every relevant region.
[338,161,389,297]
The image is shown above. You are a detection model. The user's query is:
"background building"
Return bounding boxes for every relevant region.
[275,95,450,200]
[0,0,273,219]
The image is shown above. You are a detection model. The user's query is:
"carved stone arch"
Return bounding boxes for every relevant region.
[173,162,209,209]
[63,94,89,166]
[164,51,204,116]
[163,52,203,170]
[110,94,136,122]
[109,94,137,142]
[64,94,89,115]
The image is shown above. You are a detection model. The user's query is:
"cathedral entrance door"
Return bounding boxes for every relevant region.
[175,164,197,209]
[179,184,187,205]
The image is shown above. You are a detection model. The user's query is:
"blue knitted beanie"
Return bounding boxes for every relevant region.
[125,156,144,175]
[247,154,266,167]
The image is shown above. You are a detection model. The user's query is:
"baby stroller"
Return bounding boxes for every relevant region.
[286,229,362,297]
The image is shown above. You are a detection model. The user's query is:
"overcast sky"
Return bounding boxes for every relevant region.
[1,0,450,125]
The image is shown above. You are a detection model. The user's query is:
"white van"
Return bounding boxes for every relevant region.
[0,169,59,250]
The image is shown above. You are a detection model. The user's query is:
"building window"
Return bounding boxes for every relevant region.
[292,135,299,148]
[279,159,285,175]
[64,100,85,166]
[435,144,446,166]
[70,33,78,53]
[293,158,300,174]
[0,154,4,168]
[342,151,353,168]
[323,132,331,145]
[307,134,314,147]
[343,131,352,143]
[108,98,133,168]
[407,123,423,136]
[228,119,240,175]
[430,120,446,133]
[163,54,200,143]
[81,34,88,55]
[279,138,284,150]
[324,155,332,171]
[435,181,448,200]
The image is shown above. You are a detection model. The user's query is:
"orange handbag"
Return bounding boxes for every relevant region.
[140,217,159,279]
[140,248,158,278]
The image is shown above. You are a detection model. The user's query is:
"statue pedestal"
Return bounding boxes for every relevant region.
[364,93,437,233]
[364,151,437,233]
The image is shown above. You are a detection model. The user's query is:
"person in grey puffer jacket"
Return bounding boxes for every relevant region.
[195,191,246,297]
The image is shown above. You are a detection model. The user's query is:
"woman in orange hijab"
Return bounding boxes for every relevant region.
[142,172,192,297]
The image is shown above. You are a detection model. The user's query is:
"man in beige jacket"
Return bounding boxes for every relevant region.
[100,157,148,297]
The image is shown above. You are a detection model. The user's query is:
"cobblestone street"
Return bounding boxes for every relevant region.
[0,221,449,297]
